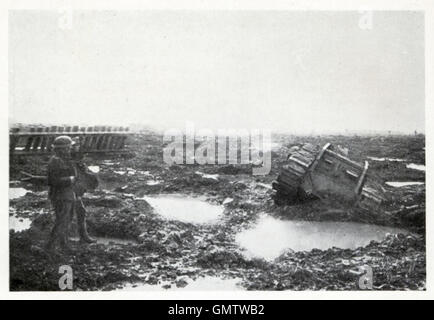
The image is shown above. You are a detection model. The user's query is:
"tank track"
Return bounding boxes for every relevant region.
[272,143,318,200]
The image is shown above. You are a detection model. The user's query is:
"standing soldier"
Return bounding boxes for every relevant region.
[46,135,98,252]
[46,136,77,252]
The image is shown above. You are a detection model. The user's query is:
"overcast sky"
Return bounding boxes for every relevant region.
[9,11,424,134]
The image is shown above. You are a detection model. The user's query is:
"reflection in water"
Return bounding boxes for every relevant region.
[236,215,409,261]
[141,194,224,224]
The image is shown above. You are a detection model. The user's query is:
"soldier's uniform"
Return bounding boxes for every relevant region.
[46,152,77,251]
[46,136,98,251]
[72,159,97,243]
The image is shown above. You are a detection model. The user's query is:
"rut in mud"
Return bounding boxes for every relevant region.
[9,133,426,291]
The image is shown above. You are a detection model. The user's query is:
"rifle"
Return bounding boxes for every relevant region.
[20,160,98,192]
[20,171,47,185]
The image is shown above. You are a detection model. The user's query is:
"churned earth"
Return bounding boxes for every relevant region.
[9,132,426,291]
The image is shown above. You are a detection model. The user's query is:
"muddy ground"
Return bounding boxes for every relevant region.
[9,132,426,291]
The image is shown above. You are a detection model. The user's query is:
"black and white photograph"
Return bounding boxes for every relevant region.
[5,3,430,296]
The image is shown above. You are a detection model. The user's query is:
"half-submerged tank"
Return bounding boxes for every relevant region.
[272,143,384,211]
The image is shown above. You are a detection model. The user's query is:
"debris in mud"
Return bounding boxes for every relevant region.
[117,275,243,291]
[74,237,137,246]
[175,277,189,288]
[83,194,123,208]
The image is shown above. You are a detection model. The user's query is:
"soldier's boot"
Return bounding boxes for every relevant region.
[45,239,56,253]
[79,231,96,244]
[76,203,96,244]
[78,218,96,244]
[60,236,73,254]
[45,221,61,253]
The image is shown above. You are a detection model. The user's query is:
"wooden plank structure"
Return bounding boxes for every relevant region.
[10,125,131,156]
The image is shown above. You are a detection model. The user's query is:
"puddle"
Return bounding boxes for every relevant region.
[117,276,243,291]
[406,163,425,172]
[386,181,424,187]
[235,215,409,261]
[367,157,406,162]
[140,194,224,224]
[88,166,100,173]
[9,187,30,200]
[9,215,32,232]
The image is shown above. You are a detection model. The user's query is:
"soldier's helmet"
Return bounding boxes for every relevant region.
[52,136,75,149]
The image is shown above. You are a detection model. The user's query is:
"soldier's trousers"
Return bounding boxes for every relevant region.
[48,200,75,248]
[73,198,91,239]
